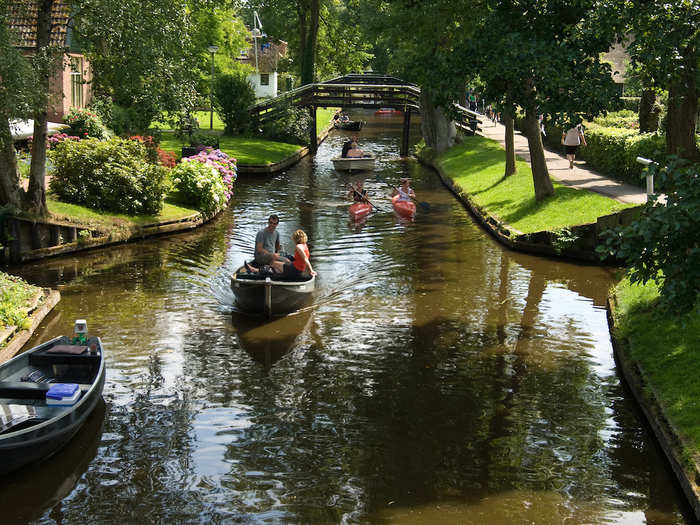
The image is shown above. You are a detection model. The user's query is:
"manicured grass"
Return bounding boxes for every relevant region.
[48,197,199,229]
[436,136,635,233]
[612,277,700,453]
[0,272,40,330]
[151,111,225,131]
[317,107,337,131]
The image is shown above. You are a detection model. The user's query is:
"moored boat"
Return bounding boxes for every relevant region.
[334,120,365,131]
[374,107,402,115]
[349,202,372,221]
[331,155,376,172]
[392,194,416,218]
[231,266,315,318]
[0,321,106,476]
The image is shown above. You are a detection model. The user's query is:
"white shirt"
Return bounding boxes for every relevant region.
[564,127,583,146]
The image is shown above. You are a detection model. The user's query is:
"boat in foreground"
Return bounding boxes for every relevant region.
[334,120,365,131]
[331,156,376,172]
[349,202,372,221]
[231,266,315,318]
[392,195,416,218]
[0,321,106,476]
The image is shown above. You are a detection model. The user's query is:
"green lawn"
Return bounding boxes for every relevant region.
[157,107,338,165]
[612,277,700,456]
[436,136,635,233]
[48,197,198,228]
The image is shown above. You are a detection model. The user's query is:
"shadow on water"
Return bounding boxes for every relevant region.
[230,309,313,371]
[0,399,106,525]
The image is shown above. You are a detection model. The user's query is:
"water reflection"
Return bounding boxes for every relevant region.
[231,309,314,371]
[0,400,105,525]
[4,111,693,523]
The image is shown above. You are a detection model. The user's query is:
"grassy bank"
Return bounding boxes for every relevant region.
[47,198,199,230]
[0,272,40,332]
[611,278,700,456]
[435,136,635,233]
[158,107,338,164]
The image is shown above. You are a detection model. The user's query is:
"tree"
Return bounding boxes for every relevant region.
[621,1,700,161]
[469,0,619,200]
[73,0,201,131]
[0,0,37,210]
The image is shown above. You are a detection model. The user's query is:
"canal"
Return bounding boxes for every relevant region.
[2,112,694,524]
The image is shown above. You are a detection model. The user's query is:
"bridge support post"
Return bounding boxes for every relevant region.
[400,108,412,156]
[309,106,318,154]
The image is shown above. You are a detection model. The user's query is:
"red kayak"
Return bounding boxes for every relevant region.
[349,202,372,221]
[392,195,416,217]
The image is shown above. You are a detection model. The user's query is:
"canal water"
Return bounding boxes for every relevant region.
[2,112,694,524]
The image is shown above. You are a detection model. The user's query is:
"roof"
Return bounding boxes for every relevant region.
[10,119,69,141]
[6,0,71,49]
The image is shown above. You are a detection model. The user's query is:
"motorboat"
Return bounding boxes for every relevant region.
[331,155,376,172]
[231,266,315,318]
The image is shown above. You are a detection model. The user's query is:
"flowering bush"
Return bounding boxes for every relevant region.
[170,149,236,214]
[48,133,81,149]
[128,135,174,167]
[49,137,169,215]
[64,107,106,139]
[158,149,176,168]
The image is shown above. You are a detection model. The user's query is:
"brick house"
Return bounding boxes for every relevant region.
[7,0,92,122]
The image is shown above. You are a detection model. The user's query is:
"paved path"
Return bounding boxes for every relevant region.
[478,118,648,205]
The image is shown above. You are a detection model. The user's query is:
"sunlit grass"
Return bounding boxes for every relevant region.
[47,197,198,228]
[612,277,700,451]
[436,136,635,233]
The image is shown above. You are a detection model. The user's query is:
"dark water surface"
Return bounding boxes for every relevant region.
[2,112,694,524]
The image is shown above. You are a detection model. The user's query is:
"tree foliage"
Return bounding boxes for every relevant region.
[599,157,700,313]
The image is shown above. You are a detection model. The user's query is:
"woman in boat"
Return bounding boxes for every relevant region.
[392,177,415,202]
[346,142,364,158]
[271,229,316,278]
[347,181,369,203]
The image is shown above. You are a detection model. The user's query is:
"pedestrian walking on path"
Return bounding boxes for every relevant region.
[562,123,586,169]
[477,118,648,205]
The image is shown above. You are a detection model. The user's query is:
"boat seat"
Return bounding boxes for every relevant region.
[0,381,51,399]
[28,351,101,367]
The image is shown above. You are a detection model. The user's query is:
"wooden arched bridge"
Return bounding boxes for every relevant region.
[248,73,481,156]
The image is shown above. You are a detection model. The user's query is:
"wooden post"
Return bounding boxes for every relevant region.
[309,105,317,154]
[9,219,21,263]
[400,108,412,156]
[50,225,60,246]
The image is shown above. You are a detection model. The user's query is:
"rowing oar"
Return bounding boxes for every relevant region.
[350,184,385,212]
[374,173,430,211]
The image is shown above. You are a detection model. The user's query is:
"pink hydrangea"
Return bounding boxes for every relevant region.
[182,148,237,203]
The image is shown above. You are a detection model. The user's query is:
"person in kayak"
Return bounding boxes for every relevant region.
[347,180,369,203]
[392,177,415,202]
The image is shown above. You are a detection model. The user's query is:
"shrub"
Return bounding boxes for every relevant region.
[64,107,106,139]
[620,97,640,112]
[170,149,235,214]
[260,102,312,145]
[214,73,256,134]
[592,110,638,129]
[0,272,37,329]
[598,157,700,313]
[49,137,169,215]
[47,133,80,149]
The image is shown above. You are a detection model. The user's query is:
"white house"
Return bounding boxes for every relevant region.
[238,38,288,99]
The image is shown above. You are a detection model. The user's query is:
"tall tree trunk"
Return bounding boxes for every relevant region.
[0,120,23,210]
[502,104,516,177]
[299,0,319,85]
[665,49,699,161]
[24,0,54,217]
[525,105,553,201]
[638,88,659,133]
[419,90,456,153]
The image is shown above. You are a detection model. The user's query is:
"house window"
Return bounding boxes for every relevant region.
[70,57,83,108]
[260,73,269,86]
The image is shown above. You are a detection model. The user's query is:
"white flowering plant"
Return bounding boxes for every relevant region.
[170,149,236,214]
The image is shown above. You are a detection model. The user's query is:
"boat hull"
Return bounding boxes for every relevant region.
[231,268,315,317]
[349,202,372,221]
[331,156,376,172]
[334,120,364,131]
[0,336,106,476]
[392,195,416,217]
[374,108,402,115]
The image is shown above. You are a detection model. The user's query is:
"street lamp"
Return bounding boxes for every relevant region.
[207,45,219,130]
[251,28,261,74]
